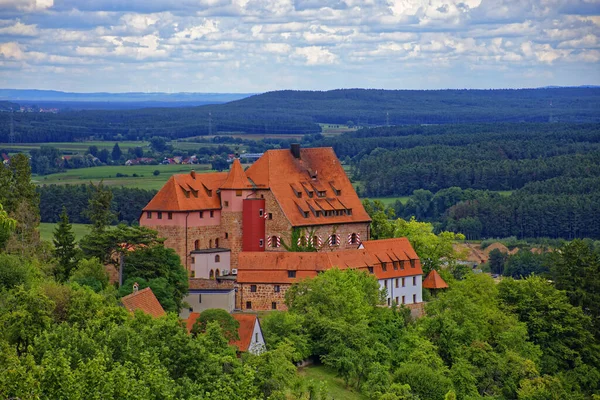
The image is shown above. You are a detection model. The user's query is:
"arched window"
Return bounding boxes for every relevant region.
[209,239,212,248]
[215,269,220,277]
[313,236,319,247]
[209,269,214,279]
[351,233,357,244]
[271,236,278,248]
[330,234,337,246]
[215,255,220,262]
[194,240,200,250]
[215,238,219,248]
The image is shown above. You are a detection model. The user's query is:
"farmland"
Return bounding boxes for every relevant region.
[0,141,149,154]
[33,164,217,190]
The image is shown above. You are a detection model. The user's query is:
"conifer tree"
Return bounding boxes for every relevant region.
[111,142,122,161]
[84,181,115,232]
[53,207,78,282]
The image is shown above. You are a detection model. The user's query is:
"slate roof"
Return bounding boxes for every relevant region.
[422,269,449,289]
[121,287,166,318]
[237,238,423,284]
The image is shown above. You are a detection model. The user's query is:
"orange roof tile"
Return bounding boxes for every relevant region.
[220,159,254,190]
[245,147,371,227]
[230,313,259,352]
[422,269,449,289]
[237,238,422,284]
[143,171,227,211]
[185,312,259,352]
[121,287,166,318]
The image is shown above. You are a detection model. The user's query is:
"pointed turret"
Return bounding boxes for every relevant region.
[220,159,252,190]
[422,269,449,290]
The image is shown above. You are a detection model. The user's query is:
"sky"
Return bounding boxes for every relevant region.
[0,0,599,93]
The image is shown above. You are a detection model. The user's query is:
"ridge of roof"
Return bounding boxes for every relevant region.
[230,313,258,352]
[121,287,166,318]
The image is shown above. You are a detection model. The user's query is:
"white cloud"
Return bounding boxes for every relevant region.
[294,46,338,65]
[263,42,291,53]
[0,21,38,35]
[0,0,53,12]
[0,42,25,59]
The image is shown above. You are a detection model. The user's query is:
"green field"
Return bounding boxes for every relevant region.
[33,164,217,190]
[0,141,149,154]
[298,365,366,400]
[39,222,95,242]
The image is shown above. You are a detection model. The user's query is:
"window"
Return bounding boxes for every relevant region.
[384,280,388,288]
[194,240,200,250]
[400,261,405,269]
[190,270,195,278]
[402,278,406,287]
[272,302,277,310]
[215,255,220,262]
[158,212,163,219]
[387,298,391,306]
[215,238,219,247]
[236,190,242,197]
[255,333,259,341]
[246,301,252,309]
[146,211,152,219]
[274,285,280,293]
[413,276,417,286]
[393,261,398,270]
[225,232,229,239]
[413,294,417,303]
[199,211,204,218]
[198,294,202,303]
[313,236,319,247]
[330,234,338,246]
[395,278,399,288]
[209,239,212,248]
[288,270,296,278]
[368,266,374,274]
[215,269,220,277]
[259,239,264,247]
[250,285,257,292]
[268,213,273,220]
[382,262,387,272]
[210,211,214,218]
[191,257,196,264]
[224,201,229,207]
[350,233,357,244]
[259,209,264,217]
[410,259,415,268]
[168,212,173,220]
[395,296,399,305]
[209,269,214,279]
[188,307,193,312]
[271,236,278,248]
[402,296,405,304]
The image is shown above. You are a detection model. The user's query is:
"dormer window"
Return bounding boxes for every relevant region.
[410,259,415,268]
[393,261,398,270]
[382,262,387,272]
[288,270,296,278]
[368,266,374,274]
[317,190,326,198]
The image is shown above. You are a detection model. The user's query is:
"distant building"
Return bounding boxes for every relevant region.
[121,286,166,318]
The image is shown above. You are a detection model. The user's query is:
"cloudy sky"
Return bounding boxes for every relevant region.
[0,0,599,93]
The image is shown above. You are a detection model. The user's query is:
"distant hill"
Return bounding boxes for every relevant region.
[0,89,254,110]
[1,87,599,142]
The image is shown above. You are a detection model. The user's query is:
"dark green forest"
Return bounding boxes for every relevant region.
[2,88,599,142]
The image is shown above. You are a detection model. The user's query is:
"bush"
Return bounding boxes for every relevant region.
[153,170,160,176]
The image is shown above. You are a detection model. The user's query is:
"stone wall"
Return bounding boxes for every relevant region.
[238,283,291,311]
[221,211,243,268]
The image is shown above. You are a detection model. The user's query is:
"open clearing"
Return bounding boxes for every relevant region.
[0,141,149,154]
[39,222,95,242]
[33,164,217,190]
[298,364,366,400]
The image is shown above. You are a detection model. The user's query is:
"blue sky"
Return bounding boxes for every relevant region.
[0,0,598,92]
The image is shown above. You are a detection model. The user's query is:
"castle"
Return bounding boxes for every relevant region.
[140,145,423,314]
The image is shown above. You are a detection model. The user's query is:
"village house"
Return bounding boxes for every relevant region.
[120,285,166,318]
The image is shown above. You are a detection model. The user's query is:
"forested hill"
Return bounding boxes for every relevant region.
[1,87,599,142]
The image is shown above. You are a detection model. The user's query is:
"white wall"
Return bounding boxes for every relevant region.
[191,250,231,279]
[379,275,422,306]
[247,319,266,355]
[179,290,235,319]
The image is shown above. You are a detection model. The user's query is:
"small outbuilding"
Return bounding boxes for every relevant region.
[422,269,449,291]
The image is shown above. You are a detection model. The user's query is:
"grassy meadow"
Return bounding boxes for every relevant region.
[298,365,366,400]
[0,141,149,154]
[33,164,217,190]
[39,222,94,242]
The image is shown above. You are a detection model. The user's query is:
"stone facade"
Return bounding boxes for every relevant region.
[239,283,291,311]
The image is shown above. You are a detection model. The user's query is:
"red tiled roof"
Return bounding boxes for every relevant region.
[185,312,259,352]
[121,287,166,318]
[143,171,227,211]
[422,269,449,289]
[245,148,371,227]
[220,159,253,190]
[230,313,259,352]
[237,238,422,284]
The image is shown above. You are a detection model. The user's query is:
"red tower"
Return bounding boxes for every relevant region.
[242,198,266,252]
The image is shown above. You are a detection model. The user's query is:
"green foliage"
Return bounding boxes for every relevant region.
[69,257,109,293]
[0,253,39,290]
[84,181,116,232]
[111,142,122,161]
[191,309,240,341]
[52,207,79,282]
[503,250,553,279]
[488,248,507,275]
[261,311,311,362]
[393,362,453,400]
[280,227,319,252]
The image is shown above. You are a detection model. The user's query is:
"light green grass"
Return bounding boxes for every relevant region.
[39,222,95,243]
[298,365,366,400]
[497,190,513,197]
[33,164,216,190]
[0,141,149,154]
[364,196,410,206]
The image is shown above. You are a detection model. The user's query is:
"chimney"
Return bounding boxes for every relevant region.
[290,143,301,159]
[133,282,139,292]
[190,170,196,179]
